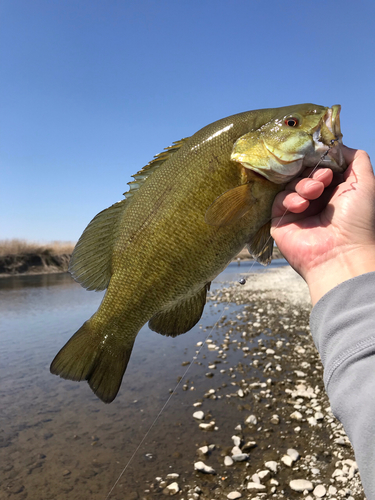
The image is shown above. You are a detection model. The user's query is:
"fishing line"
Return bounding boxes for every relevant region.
[236,139,338,285]
[105,306,229,499]
[105,139,338,498]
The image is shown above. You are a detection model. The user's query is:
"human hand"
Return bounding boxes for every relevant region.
[271,146,375,305]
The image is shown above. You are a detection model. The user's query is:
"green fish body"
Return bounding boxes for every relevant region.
[51,104,346,402]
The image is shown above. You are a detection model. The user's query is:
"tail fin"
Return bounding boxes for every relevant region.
[50,320,134,403]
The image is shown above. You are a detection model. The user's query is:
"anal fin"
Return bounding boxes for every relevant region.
[148,283,211,337]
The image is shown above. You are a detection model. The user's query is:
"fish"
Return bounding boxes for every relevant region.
[50,103,346,403]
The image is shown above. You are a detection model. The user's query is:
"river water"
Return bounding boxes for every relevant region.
[0,260,288,500]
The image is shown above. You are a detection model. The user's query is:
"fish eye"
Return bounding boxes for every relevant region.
[284,117,299,127]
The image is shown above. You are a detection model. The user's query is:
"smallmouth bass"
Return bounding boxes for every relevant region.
[51,104,346,403]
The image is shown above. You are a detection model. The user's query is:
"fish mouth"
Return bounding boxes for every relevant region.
[306,105,346,172]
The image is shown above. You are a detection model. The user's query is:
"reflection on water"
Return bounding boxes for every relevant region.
[0,259,288,499]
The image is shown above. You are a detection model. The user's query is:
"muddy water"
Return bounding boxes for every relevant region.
[0,261,286,500]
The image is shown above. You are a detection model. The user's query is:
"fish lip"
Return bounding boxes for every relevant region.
[310,105,346,172]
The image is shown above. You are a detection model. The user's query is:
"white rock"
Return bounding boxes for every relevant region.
[270,414,280,424]
[332,468,344,478]
[294,370,306,377]
[313,484,327,497]
[232,453,249,462]
[198,446,209,455]
[270,478,279,485]
[295,346,306,354]
[265,460,278,473]
[245,415,257,425]
[194,461,216,474]
[328,485,337,495]
[231,446,242,456]
[237,389,244,398]
[289,479,313,492]
[266,348,275,355]
[281,455,293,467]
[166,473,179,479]
[258,470,270,480]
[224,456,233,466]
[315,412,324,420]
[227,492,242,500]
[290,411,303,421]
[199,421,215,431]
[231,435,241,447]
[251,473,260,483]
[294,426,301,433]
[247,482,266,490]
[193,411,205,420]
[166,482,179,495]
[287,448,300,461]
[307,416,318,426]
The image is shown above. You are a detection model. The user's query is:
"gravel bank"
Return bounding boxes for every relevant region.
[141,266,365,499]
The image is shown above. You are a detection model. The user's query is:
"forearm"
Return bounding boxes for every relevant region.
[310,273,375,498]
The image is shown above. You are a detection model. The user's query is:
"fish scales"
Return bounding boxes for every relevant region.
[51,104,346,402]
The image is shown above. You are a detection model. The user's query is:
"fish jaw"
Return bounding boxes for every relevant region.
[231,104,346,183]
[303,105,346,172]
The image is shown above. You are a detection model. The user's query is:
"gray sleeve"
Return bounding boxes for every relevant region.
[310,272,375,498]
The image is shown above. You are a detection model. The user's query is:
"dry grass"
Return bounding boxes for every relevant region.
[0,239,76,257]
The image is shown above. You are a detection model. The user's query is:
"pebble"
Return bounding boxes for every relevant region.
[245,414,257,425]
[237,389,244,398]
[258,470,270,480]
[313,484,327,497]
[227,492,242,499]
[242,440,257,452]
[290,411,303,421]
[270,414,280,424]
[193,411,204,420]
[287,448,300,461]
[289,479,314,492]
[232,453,249,462]
[166,473,179,479]
[231,435,241,447]
[265,460,278,473]
[231,446,242,456]
[199,421,215,431]
[194,461,216,474]
[247,482,266,491]
[165,482,179,495]
[281,455,294,467]
[224,456,234,466]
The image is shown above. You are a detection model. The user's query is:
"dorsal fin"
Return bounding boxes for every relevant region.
[69,199,128,291]
[123,138,190,199]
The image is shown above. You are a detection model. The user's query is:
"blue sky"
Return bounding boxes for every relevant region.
[1,0,374,242]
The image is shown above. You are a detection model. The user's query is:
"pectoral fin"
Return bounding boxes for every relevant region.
[247,221,274,265]
[205,183,255,227]
[148,283,210,336]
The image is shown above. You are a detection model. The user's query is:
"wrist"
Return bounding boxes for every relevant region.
[305,246,375,306]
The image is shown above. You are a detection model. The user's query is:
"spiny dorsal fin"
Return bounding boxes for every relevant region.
[69,199,127,291]
[247,220,274,265]
[205,183,255,227]
[123,138,190,199]
[148,283,210,337]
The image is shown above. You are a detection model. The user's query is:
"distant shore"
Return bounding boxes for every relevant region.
[0,240,74,277]
[0,239,283,277]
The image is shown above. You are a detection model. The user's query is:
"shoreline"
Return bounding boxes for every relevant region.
[0,247,284,278]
